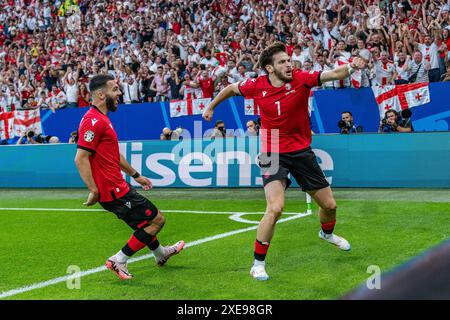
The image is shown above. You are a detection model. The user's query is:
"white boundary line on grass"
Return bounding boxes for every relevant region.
[0,211,311,299]
[0,208,303,215]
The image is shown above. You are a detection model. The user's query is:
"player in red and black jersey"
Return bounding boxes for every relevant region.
[203,43,366,281]
[75,74,184,280]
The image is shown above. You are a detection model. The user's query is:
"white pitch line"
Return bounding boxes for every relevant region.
[0,208,303,215]
[0,212,311,299]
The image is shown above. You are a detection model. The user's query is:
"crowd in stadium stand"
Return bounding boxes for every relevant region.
[1,0,450,113]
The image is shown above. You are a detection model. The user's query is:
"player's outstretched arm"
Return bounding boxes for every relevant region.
[119,153,152,190]
[74,148,99,206]
[320,57,366,83]
[203,82,241,122]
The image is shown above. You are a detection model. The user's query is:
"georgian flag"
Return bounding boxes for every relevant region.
[372,82,430,118]
[244,99,259,115]
[336,57,362,89]
[0,112,15,140]
[169,98,211,118]
[13,109,42,137]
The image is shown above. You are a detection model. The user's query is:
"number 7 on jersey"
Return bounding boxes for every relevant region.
[275,101,281,116]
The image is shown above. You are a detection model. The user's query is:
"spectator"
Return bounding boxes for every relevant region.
[47,85,67,112]
[121,76,140,104]
[414,34,443,82]
[394,52,411,84]
[374,51,397,86]
[63,65,80,108]
[407,51,430,83]
[150,66,169,102]
[167,68,181,100]
[378,109,413,133]
[441,63,450,81]
[77,82,90,107]
[194,69,215,99]
[199,50,219,68]
[338,111,363,134]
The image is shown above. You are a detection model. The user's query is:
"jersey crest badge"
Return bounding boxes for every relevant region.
[84,130,95,142]
[285,83,291,90]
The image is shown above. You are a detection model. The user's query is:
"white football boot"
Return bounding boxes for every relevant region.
[319,230,351,251]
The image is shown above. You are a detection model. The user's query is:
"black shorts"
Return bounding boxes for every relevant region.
[99,187,158,230]
[259,147,330,191]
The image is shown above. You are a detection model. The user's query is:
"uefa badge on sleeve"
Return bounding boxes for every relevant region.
[84,130,95,142]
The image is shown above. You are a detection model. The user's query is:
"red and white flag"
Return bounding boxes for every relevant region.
[244,99,259,115]
[192,98,211,115]
[0,112,15,140]
[169,98,211,118]
[372,82,430,118]
[13,109,42,137]
[336,57,362,89]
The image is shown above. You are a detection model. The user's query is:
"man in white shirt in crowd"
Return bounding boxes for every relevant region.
[63,65,80,108]
[415,34,444,82]
[199,50,219,68]
[121,76,140,104]
[374,51,397,85]
[48,85,67,113]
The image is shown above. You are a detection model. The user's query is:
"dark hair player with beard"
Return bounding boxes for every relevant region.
[75,74,184,280]
[203,43,366,281]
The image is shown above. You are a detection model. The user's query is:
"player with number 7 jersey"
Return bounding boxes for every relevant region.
[203,42,366,281]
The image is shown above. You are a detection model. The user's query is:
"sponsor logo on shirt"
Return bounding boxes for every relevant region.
[84,130,95,142]
[262,91,267,97]
[91,119,98,126]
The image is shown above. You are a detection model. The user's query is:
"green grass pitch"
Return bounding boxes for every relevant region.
[0,188,449,300]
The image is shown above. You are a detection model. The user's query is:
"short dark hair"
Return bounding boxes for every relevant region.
[258,42,286,73]
[215,120,224,127]
[342,111,353,116]
[89,74,115,92]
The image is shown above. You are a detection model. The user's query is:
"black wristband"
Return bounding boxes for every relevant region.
[132,172,140,179]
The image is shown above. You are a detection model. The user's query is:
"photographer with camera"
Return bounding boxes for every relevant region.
[68,131,79,144]
[16,130,60,144]
[160,127,183,141]
[378,109,413,133]
[211,120,227,139]
[246,119,260,137]
[338,111,363,134]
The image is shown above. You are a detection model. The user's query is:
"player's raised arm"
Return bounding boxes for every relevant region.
[202,82,241,122]
[320,57,366,83]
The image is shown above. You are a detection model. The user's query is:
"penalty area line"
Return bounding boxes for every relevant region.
[0,212,310,299]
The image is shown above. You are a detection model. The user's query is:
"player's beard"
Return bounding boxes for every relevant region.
[274,68,292,82]
[106,95,118,112]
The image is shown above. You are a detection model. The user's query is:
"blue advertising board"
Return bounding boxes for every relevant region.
[1,133,449,188]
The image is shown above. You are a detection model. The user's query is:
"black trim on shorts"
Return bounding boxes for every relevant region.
[77,145,95,153]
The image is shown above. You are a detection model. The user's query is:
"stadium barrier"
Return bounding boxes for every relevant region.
[36,82,450,143]
[1,132,449,188]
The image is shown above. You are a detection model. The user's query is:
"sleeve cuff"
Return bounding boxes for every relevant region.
[77,145,95,153]
[317,71,323,87]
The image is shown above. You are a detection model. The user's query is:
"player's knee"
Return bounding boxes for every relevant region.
[322,200,337,213]
[267,203,284,217]
[153,211,166,227]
